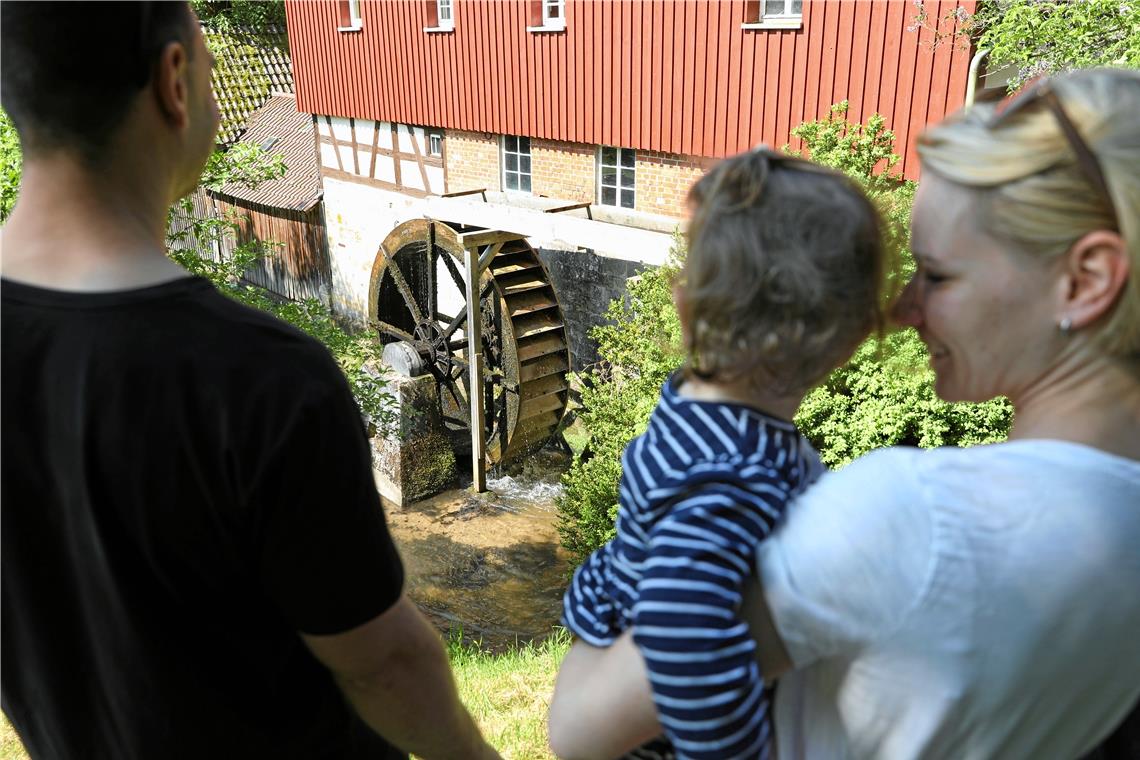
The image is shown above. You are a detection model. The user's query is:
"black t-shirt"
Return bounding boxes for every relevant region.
[1,276,407,759]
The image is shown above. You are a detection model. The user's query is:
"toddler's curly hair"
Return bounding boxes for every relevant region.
[681,148,889,395]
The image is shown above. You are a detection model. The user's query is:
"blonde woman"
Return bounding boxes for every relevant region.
[548,68,1140,760]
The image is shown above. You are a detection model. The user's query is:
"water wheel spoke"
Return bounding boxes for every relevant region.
[441,252,466,294]
[441,309,468,340]
[373,319,416,343]
[441,375,468,408]
[379,242,425,325]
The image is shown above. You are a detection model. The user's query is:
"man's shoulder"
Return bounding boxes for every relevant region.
[172,281,346,385]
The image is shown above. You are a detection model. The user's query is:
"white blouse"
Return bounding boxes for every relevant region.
[757,441,1140,760]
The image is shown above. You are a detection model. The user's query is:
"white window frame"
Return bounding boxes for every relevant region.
[502,136,532,194]
[597,146,635,210]
[428,132,443,157]
[743,0,803,30]
[338,0,363,31]
[436,0,454,29]
[528,0,566,32]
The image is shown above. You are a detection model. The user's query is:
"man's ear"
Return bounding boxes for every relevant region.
[153,41,190,129]
[1058,230,1131,330]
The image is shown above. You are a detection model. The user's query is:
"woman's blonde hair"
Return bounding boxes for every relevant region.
[917,68,1140,364]
[681,149,887,395]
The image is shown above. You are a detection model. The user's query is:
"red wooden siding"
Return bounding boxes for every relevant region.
[286,0,976,178]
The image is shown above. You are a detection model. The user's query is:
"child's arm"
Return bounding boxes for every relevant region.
[632,486,781,759]
[561,539,622,645]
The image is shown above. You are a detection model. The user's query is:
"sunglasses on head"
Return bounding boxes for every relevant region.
[987,78,1120,232]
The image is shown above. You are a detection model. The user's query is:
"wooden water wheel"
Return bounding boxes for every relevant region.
[367,218,570,465]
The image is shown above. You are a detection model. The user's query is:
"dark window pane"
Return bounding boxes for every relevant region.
[601,146,617,166]
[792,0,803,12]
[505,153,518,171]
[601,168,616,186]
[505,171,518,190]
[621,189,635,209]
[520,155,531,174]
[765,0,786,15]
[601,186,616,206]
[620,149,635,168]
[506,135,517,152]
[548,1,561,18]
[621,168,635,188]
[519,136,531,153]
[520,174,531,192]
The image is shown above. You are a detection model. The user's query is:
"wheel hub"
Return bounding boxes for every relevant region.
[412,319,454,380]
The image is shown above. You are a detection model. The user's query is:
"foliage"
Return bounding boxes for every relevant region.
[785,101,917,290]
[960,0,1139,91]
[190,0,286,30]
[557,242,685,562]
[200,142,287,192]
[447,629,571,760]
[556,106,1012,567]
[0,109,21,223]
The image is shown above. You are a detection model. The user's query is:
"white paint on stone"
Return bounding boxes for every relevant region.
[337,144,355,172]
[319,142,339,169]
[376,121,393,150]
[354,119,375,146]
[355,148,373,175]
[330,116,353,142]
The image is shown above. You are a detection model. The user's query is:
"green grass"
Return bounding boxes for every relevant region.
[0,713,27,760]
[1,629,571,760]
[448,629,571,760]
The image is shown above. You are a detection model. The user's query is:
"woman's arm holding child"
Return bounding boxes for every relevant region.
[547,586,794,760]
[548,635,662,759]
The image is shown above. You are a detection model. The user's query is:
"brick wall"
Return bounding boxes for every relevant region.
[634,150,709,218]
[531,139,595,202]
[444,130,500,193]
[445,129,710,218]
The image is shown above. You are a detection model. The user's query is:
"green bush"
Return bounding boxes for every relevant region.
[556,242,684,561]
[0,109,21,223]
[556,106,1012,567]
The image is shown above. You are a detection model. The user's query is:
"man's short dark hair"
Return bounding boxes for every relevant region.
[1,1,193,164]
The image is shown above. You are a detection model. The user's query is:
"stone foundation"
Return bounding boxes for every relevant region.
[372,373,457,506]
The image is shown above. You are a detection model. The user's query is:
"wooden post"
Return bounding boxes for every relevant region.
[464,245,487,492]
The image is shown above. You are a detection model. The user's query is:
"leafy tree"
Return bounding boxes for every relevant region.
[914,0,1140,91]
[0,109,21,222]
[190,0,286,29]
[556,106,1012,567]
[971,0,1139,90]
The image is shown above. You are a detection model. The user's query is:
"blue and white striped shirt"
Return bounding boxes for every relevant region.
[562,375,823,760]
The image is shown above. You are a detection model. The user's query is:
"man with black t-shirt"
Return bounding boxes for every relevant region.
[0,4,500,758]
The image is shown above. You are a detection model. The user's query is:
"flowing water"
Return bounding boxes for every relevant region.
[382,447,572,651]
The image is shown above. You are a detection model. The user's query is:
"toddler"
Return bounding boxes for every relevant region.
[560,148,888,759]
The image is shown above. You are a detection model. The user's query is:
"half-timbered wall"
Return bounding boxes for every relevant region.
[315,116,447,196]
[286,0,978,180]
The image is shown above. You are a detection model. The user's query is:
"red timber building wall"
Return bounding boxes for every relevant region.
[286,0,977,216]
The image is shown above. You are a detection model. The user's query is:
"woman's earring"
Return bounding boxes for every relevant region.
[1059,316,1073,334]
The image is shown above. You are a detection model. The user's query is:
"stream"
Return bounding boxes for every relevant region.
[381,447,572,651]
